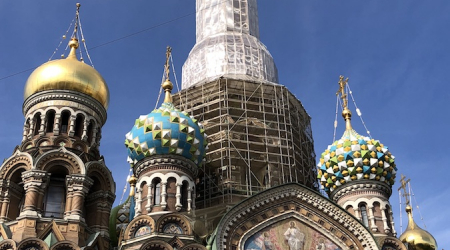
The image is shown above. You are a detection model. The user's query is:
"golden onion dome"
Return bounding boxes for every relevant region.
[399,205,437,250]
[24,38,109,109]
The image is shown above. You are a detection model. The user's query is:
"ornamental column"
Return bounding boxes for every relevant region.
[381,208,389,233]
[82,120,90,141]
[66,175,93,221]
[135,187,142,217]
[175,183,182,211]
[161,181,167,209]
[39,114,45,136]
[53,113,61,135]
[27,119,34,139]
[20,170,48,218]
[145,185,153,213]
[368,205,377,232]
[69,115,76,136]
[187,186,193,213]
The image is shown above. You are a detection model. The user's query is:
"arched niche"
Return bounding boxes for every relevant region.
[213,183,379,250]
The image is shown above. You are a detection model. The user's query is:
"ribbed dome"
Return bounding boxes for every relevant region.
[317,127,396,194]
[399,206,437,250]
[24,38,109,109]
[125,80,207,167]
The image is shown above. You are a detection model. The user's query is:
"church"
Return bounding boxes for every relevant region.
[0,1,437,250]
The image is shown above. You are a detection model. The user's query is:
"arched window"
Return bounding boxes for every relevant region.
[8,169,25,219]
[60,111,70,134]
[85,175,103,227]
[74,114,84,138]
[87,121,95,144]
[153,179,161,205]
[181,181,189,208]
[385,205,392,231]
[45,110,56,133]
[33,113,41,136]
[44,168,67,218]
[359,203,369,227]
[25,118,30,136]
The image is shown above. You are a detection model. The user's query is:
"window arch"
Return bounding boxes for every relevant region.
[74,114,84,138]
[87,120,95,144]
[359,203,369,228]
[60,111,71,134]
[153,178,161,206]
[181,181,189,208]
[7,168,25,219]
[25,118,31,136]
[45,110,56,133]
[44,167,68,218]
[33,113,42,136]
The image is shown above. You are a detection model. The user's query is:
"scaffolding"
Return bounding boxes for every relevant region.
[173,79,317,229]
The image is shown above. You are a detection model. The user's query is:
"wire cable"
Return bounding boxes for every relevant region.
[1,0,231,82]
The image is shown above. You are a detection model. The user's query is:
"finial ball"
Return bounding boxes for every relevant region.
[68,38,79,49]
[162,79,173,91]
[76,3,81,7]
[405,205,412,213]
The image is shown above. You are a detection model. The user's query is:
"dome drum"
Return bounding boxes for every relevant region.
[23,90,107,125]
[133,154,199,179]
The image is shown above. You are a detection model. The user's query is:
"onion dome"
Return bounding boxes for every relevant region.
[24,38,110,109]
[399,205,437,250]
[125,78,207,167]
[317,76,396,194]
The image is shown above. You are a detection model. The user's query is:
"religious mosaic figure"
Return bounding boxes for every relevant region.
[135,225,151,237]
[315,238,326,250]
[163,223,183,234]
[284,221,305,250]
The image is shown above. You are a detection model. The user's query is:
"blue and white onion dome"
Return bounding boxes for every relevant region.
[317,107,397,195]
[125,79,208,167]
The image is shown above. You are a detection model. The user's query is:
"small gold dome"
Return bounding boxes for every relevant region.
[24,38,109,109]
[399,205,437,250]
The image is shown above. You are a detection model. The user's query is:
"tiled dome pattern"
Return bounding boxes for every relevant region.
[125,102,207,166]
[317,129,396,194]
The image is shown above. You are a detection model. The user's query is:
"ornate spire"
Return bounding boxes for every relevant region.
[162,46,173,103]
[398,174,411,207]
[337,75,352,130]
[398,175,438,250]
[67,3,81,60]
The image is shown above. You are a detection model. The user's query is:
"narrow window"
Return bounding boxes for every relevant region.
[360,204,369,227]
[87,121,94,144]
[44,175,66,218]
[34,113,41,135]
[154,181,161,205]
[60,111,70,134]
[74,114,84,137]
[181,181,189,208]
[46,110,56,133]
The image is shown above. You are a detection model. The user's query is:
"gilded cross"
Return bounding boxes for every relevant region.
[164,46,172,81]
[398,174,411,206]
[337,75,349,109]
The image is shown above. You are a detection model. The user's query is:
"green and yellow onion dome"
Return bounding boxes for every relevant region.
[125,80,207,167]
[24,38,109,109]
[317,127,396,194]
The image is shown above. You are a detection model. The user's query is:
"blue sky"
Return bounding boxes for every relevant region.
[0,1,448,248]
